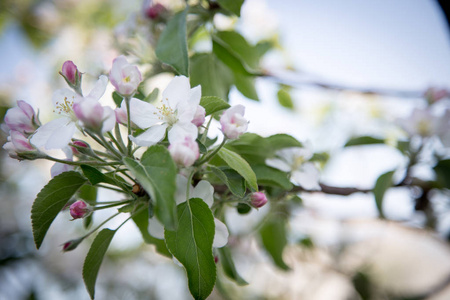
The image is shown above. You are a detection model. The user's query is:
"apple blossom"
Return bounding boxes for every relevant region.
[220,105,248,139]
[109,55,142,97]
[73,99,116,133]
[60,60,81,87]
[3,100,40,135]
[192,105,206,127]
[3,130,37,160]
[397,108,439,138]
[250,192,268,208]
[70,200,92,219]
[115,100,128,125]
[148,175,229,248]
[266,147,321,190]
[31,75,108,150]
[129,76,201,146]
[169,135,200,167]
[424,87,447,104]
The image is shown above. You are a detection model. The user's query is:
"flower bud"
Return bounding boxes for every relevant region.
[60,60,82,87]
[70,200,92,219]
[109,56,142,97]
[169,135,200,167]
[62,237,84,252]
[145,3,166,20]
[220,105,248,139]
[425,87,447,104]
[3,100,40,135]
[192,105,206,127]
[250,192,268,208]
[3,130,37,160]
[73,100,116,133]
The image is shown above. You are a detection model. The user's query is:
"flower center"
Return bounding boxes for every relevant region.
[292,155,305,170]
[155,104,178,125]
[123,76,131,83]
[54,96,75,115]
[417,119,431,136]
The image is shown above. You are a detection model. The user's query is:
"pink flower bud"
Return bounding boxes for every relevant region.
[73,100,116,133]
[424,87,448,104]
[220,105,248,139]
[145,3,166,19]
[3,131,36,160]
[214,256,219,264]
[3,100,40,135]
[109,56,142,97]
[250,192,268,208]
[192,105,206,127]
[61,60,81,86]
[169,135,200,167]
[70,200,91,219]
[62,237,84,252]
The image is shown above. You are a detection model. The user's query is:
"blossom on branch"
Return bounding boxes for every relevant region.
[30,75,108,150]
[109,55,142,97]
[266,147,321,190]
[3,130,37,160]
[169,135,200,167]
[129,76,201,146]
[3,100,40,135]
[220,105,248,139]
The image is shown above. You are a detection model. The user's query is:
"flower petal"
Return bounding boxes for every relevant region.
[129,123,168,147]
[265,157,292,172]
[30,118,76,150]
[162,76,191,108]
[148,217,165,239]
[101,107,116,133]
[130,98,161,129]
[175,174,189,205]
[87,75,108,100]
[192,180,214,208]
[291,163,321,190]
[168,122,198,144]
[213,219,229,248]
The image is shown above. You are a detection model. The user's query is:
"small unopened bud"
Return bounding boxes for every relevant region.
[220,105,248,139]
[70,140,89,155]
[145,3,166,20]
[192,105,206,127]
[62,237,84,252]
[60,60,82,87]
[169,135,200,167]
[425,87,448,104]
[70,200,92,219]
[250,192,268,208]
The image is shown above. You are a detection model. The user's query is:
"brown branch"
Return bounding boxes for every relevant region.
[263,70,425,99]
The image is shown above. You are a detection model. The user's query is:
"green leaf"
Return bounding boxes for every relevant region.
[155,9,188,76]
[210,166,246,197]
[217,0,245,16]
[218,147,258,191]
[226,133,269,164]
[131,207,171,257]
[265,134,303,153]
[199,96,230,116]
[434,159,450,189]
[260,217,290,270]
[31,171,87,249]
[144,88,159,103]
[190,53,233,100]
[218,247,248,285]
[112,91,123,107]
[234,72,259,101]
[165,198,216,300]
[123,145,178,230]
[345,136,385,147]
[277,87,294,109]
[215,31,259,70]
[213,38,252,76]
[373,171,395,219]
[83,229,116,299]
[81,165,117,186]
[252,164,293,190]
[78,184,98,205]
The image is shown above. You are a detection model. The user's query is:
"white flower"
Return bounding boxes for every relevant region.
[30,75,108,150]
[266,147,321,190]
[220,105,248,139]
[169,135,200,167]
[397,108,439,137]
[148,174,229,248]
[109,55,142,97]
[129,76,201,146]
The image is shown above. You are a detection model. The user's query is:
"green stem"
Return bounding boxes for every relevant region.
[201,115,214,144]
[93,150,120,160]
[125,96,133,156]
[97,184,129,193]
[44,156,120,167]
[114,123,127,153]
[107,132,125,155]
[195,137,227,165]
[82,212,121,239]
[98,133,123,159]
[94,200,133,210]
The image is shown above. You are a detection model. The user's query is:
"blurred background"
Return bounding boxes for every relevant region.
[1,0,450,299]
